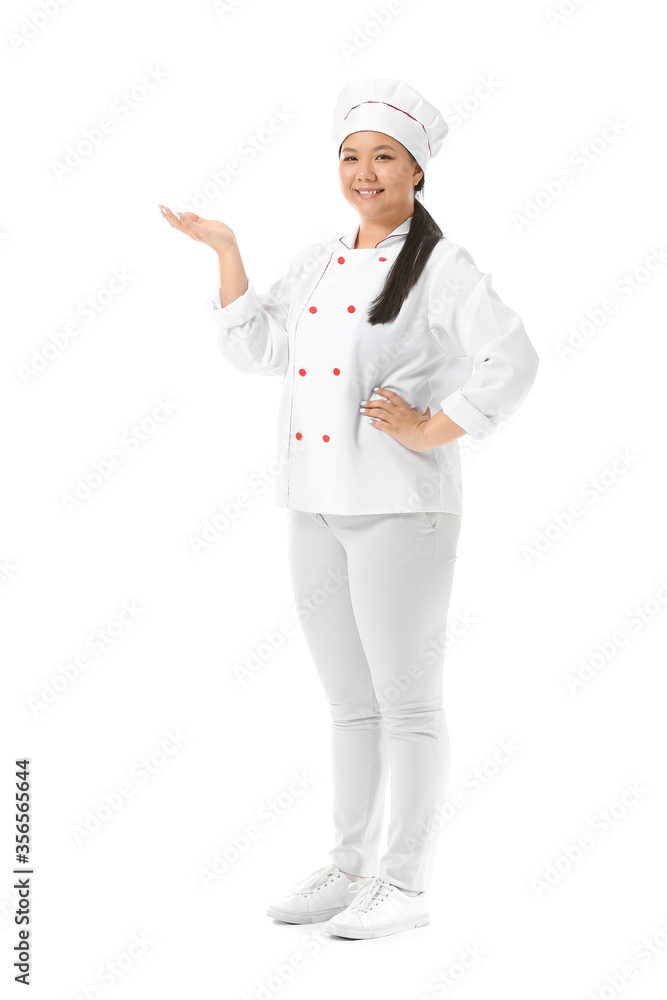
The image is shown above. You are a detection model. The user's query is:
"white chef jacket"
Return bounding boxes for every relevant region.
[204,214,539,515]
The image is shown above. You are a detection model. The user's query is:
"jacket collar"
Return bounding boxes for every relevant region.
[338,214,413,250]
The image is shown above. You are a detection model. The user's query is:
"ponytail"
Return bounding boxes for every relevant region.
[366,168,445,325]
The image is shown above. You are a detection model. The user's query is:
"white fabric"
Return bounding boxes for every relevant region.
[204,214,540,515]
[286,505,462,892]
[331,76,449,171]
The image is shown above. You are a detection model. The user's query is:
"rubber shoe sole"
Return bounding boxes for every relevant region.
[324,913,430,938]
[266,902,350,924]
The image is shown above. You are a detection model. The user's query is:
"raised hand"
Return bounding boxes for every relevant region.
[158,205,237,254]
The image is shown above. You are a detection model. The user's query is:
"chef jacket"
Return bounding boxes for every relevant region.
[204,214,539,515]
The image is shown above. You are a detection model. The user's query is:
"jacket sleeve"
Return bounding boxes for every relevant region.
[204,242,319,377]
[427,244,540,438]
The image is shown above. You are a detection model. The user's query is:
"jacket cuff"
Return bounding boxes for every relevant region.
[439,388,498,439]
[205,279,261,330]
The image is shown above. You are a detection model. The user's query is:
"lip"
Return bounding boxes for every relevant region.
[355,189,384,199]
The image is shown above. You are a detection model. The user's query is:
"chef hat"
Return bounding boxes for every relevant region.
[332,77,448,173]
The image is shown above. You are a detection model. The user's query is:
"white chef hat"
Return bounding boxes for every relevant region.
[331,77,448,173]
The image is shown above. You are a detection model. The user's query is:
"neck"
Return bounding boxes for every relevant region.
[354,209,414,249]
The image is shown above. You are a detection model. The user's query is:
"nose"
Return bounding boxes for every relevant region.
[353,158,376,175]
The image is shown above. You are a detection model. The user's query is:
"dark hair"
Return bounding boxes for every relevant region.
[339,144,446,325]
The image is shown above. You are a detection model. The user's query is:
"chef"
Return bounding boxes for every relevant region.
[203,78,539,516]
[161,76,540,942]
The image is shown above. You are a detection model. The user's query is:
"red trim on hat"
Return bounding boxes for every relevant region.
[342,100,432,158]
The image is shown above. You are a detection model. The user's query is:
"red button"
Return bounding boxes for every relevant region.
[309,306,317,313]
[295,432,302,440]
[347,305,355,313]
[338,256,345,264]
[299,368,306,376]
[333,368,340,375]
[379,257,387,261]
[322,435,330,442]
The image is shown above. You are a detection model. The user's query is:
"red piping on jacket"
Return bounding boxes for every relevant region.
[338,225,411,250]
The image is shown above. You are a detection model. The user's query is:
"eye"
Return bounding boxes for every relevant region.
[342,154,391,161]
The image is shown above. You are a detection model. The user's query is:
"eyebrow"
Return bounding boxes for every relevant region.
[340,144,396,153]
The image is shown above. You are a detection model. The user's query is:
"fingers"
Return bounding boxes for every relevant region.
[159,206,209,246]
[363,390,398,414]
[360,398,385,414]
[368,388,403,412]
[159,204,183,230]
[159,205,202,226]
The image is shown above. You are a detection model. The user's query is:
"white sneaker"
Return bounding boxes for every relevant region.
[266,864,365,924]
[323,875,429,939]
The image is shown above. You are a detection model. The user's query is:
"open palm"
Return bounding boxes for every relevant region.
[159,205,236,254]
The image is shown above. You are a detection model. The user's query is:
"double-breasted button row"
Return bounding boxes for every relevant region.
[298,368,340,376]
[308,304,356,313]
[307,254,387,312]
[295,431,330,442]
[336,255,388,263]
[293,253,388,446]
[294,359,338,440]
[295,363,338,441]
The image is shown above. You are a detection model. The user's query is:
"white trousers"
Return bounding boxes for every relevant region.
[286,508,462,892]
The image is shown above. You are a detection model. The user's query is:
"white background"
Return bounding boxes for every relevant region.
[2,0,666,997]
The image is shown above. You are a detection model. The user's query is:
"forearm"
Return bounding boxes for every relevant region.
[421,409,468,450]
[217,241,249,307]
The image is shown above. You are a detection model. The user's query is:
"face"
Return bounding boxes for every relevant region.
[338,130,423,221]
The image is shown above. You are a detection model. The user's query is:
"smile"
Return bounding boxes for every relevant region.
[355,189,384,199]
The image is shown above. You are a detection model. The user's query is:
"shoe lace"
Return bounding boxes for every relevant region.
[346,875,392,912]
[291,864,340,895]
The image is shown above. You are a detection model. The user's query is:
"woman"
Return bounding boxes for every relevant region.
[159,77,539,940]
